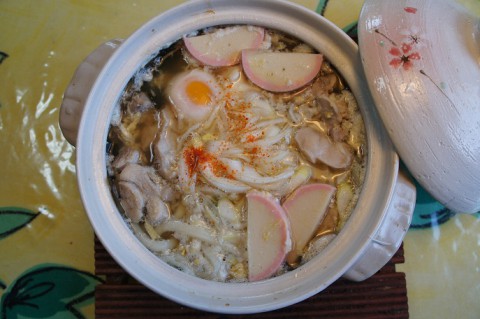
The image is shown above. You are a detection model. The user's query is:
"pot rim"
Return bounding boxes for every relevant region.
[75,0,399,313]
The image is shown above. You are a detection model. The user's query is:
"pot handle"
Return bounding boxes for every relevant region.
[343,169,416,281]
[59,39,124,146]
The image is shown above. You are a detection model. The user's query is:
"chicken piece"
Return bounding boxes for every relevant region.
[153,107,179,181]
[295,126,352,169]
[145,197,170,226]
[117,163,177,225]
[117,181,145,223]
[330,125,348,142]
[126,91,154,113]
[111,147,140,172]
[312,73,338,95]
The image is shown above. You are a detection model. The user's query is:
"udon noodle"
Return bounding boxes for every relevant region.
[106,25,366,282]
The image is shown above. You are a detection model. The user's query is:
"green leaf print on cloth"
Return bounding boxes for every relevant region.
[0,207,40,240]
[0,51,8,64]
[0,264,103,319]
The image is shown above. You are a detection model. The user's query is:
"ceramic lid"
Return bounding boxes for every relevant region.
[358,0,480,213]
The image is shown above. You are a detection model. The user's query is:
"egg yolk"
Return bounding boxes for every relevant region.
[186,80,213,106]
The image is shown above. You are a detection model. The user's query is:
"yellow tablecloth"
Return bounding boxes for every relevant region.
[0,1,479,318]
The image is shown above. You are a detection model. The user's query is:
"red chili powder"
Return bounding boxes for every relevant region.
[225,100,251,134]
[183,146,234,179]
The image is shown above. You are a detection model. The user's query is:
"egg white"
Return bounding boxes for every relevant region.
[168,69,222,122]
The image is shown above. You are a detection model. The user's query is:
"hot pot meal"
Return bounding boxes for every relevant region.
[105,25,367,282]
[59,0,416,313]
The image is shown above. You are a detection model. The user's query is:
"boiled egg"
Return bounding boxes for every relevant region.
[168,69,221,122]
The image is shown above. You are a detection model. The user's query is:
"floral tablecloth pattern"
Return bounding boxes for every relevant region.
[1,1,479,318]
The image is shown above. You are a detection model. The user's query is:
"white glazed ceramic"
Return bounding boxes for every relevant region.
[359,0,480,213]
[59,0,415,313]
[59,39,123,146]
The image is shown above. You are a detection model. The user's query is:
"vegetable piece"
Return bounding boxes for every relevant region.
[154,220,216,244]
[218,197,242,229]
[242,50,323,92]
[200,163,251,193]
[220,158,295,186]
[336,182,354,214]
[302,233,336,263]
[184,26,265,67]
[246,191,291,281]
[282,183,336,265]
[336,182,354,229]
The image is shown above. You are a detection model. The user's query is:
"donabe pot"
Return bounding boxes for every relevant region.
[59,0,415,314]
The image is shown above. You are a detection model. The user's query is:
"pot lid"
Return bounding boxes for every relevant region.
[358,0,480,213]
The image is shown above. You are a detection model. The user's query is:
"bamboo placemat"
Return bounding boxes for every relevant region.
[95,238,408,318]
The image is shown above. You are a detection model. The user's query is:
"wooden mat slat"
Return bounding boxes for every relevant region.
[95,238,408,318]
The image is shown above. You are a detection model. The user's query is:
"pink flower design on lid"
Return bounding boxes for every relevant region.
[400,26,425,47]
[404,7,417,14]
[388,43,421,71]
[374,6,454,106]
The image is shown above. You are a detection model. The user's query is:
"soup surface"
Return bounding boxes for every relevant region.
[107,25,366,282]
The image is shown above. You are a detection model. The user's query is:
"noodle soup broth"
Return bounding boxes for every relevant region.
[106,25,367,283]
